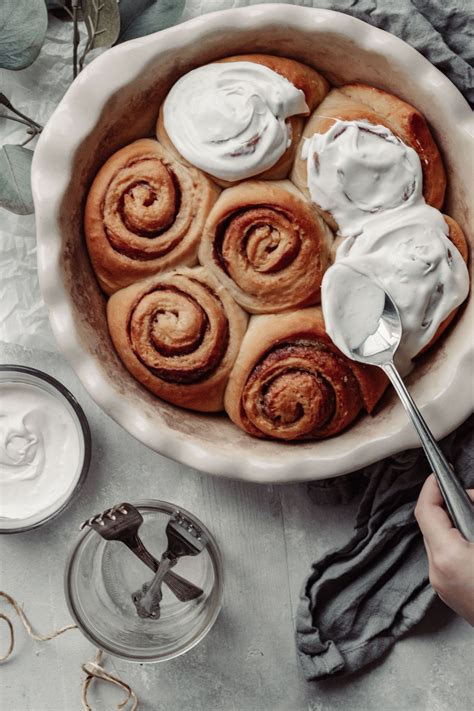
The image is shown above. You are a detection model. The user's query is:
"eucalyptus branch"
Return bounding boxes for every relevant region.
[53,0,75,20]
[20,130,39,148]
[78,15,94,72]
[62,4,75,20]
[0,94,43,147]
[0,113,32,128]
[78,1,106,73]
[72,0,80,78]
[0,94,42,131]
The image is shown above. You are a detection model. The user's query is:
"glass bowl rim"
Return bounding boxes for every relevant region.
[0,364,91,534]
[64,498,224,662]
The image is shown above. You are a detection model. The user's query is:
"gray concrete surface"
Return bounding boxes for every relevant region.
[0,341,472,711]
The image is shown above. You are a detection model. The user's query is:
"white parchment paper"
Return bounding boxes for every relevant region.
[0,17,100,352]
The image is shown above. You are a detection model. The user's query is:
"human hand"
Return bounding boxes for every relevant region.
[414,474,474,626]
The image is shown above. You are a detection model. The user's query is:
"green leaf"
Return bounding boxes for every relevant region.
[118,0,153,39]
[0,0,48,70]
[81,0,121,50]
[118,0,184,42]
[0,145,34,215]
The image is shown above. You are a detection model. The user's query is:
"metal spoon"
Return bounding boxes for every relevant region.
[330,265,474,541]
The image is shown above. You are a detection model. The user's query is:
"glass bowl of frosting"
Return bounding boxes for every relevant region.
[65,500,223,662]
[0,365,91,533]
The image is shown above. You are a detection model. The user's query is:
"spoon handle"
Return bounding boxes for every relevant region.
[382,362,474,542]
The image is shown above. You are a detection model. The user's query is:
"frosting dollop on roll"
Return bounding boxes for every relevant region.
[163,62,308,181]
[302,120,422,236]
[322,205,470,374]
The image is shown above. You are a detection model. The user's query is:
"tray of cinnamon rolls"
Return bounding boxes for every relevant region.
[82,53,470,444]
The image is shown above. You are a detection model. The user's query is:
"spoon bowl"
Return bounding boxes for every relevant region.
[324,264,474,541]
[351,283,402,366]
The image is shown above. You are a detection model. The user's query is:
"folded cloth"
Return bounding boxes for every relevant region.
[296,415,474,680]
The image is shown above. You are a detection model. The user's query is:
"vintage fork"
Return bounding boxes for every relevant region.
[80,503,203,602]
[132,511,208,619]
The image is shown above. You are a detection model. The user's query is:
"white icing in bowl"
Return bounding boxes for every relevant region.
[0,367,90,532]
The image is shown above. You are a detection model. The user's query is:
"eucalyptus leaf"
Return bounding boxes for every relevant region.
[0,145,34,216]
[118,0,154,39]
[81,0,121,50]
[119,0,185,42]
[0,0,48,70]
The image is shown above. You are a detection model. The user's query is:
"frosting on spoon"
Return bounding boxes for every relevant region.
[163,62,308,181]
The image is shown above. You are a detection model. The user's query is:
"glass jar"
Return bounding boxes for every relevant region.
[65,500,223,661]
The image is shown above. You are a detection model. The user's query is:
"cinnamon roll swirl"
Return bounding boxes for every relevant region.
[157,54,329,187]
[107,267,248,412]
[291,84,446,233]
[199,180,333,313]
[224,308,388,440]
[84,139,219,294]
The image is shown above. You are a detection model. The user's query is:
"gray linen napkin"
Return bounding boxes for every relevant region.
[297,416,474,680]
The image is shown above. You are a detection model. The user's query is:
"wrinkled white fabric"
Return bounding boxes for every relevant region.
[0,18,99,351]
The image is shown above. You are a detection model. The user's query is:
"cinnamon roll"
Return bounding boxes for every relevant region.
[291,84,446,234]
[199,180,333,313]
[224,307,388,440]
[84,139,219,294]
[157,54,329,187]
[107,267,248,412]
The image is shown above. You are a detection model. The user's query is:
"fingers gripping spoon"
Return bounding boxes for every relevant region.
[326,265,474,542]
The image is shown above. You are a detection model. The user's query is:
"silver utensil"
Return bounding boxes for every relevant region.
[81,503,204,602]
[132,511,207,619]
[333,266,474,541]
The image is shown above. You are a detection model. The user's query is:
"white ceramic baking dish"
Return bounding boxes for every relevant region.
[32,4,473,483]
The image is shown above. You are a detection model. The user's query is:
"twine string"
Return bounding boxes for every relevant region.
[0,591,76,661]
[82,649,139,711]
[0,613,14,662]
[0,591,139,710]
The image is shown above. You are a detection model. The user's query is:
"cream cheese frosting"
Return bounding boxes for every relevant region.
[322,206,470,373]
[309,120,470,373]
[302,119,423,237]
[0,382,82,524]
[163,61,308,181]
[322,264,386,356]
